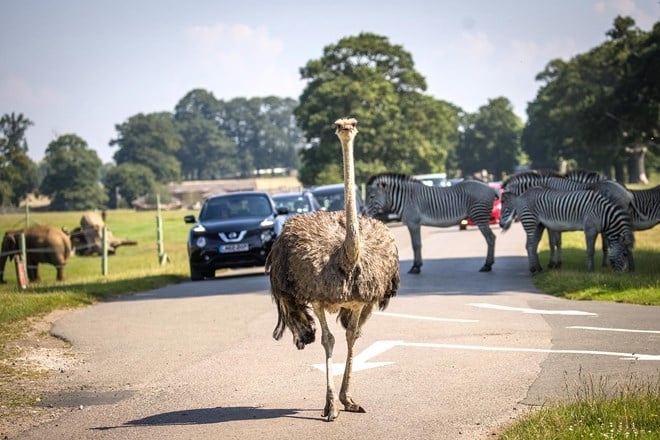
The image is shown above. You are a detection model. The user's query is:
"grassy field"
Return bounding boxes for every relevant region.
[532,226,660,305]
[0,209,195,326]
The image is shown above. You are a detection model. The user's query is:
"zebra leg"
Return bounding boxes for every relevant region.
[406,223,423,274]
[584,231,597,272]
[525,224,544,274]
[601,233,608,267]
[547,230,562,269]
[477,223,495,272]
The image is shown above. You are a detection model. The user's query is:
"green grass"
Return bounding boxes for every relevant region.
[532,226,660,305]
[1,209,195,327]
[498,372,660,439]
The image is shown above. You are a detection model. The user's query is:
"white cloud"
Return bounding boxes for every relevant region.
[182,23,300,98]
[460,30,495,59]
[594,0,657,29]
[611,0,637,15]
[0,76,66,109]
[186,23,284,58]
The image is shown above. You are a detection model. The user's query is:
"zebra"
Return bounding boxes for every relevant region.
[601,185,660,262]
[499,187,634,273]
[365,173,499,273]
[501,170,634,268]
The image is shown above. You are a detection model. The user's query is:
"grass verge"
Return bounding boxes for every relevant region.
[498,371,660,439]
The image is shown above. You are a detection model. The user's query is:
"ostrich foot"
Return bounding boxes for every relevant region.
[322,397,340,422]
[341,395,366,413]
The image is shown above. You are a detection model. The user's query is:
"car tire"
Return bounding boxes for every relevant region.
[190,265,205,281]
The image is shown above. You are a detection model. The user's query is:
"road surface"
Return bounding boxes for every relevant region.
[12,222,660,439]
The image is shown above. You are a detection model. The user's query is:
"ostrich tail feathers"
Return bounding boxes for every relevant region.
[272,293,316,349]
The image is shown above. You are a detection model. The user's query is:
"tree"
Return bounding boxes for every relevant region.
[174,89,238,179]
[174,90,304,179]
[40,134,108,211]
[458,97,523,180]
[523,16,659,181]
[0,112,38,206]
[111,112,182,183]
[294,33,459,186]
[103,163,156,208]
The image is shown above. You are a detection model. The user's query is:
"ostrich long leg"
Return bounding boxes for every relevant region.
[339,306,366,413]
[312,303,340,421]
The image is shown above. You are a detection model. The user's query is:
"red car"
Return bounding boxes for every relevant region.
[460,181,502,230]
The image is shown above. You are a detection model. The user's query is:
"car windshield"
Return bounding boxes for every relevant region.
[273,194,317,214]
[312,187,363,212]
[199,195,272,221]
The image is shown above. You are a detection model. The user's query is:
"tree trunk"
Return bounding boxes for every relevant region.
[613,162,625,183]
[625,145,648,184]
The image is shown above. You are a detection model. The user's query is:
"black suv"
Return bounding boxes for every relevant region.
[184,191,287,281]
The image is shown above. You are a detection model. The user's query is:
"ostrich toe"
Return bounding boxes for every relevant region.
[322,397,341,422]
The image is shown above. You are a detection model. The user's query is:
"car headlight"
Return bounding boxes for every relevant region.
[261,230,275,242]
[195,236,207,247]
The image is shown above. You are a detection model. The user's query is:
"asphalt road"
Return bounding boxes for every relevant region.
[16,222,660,439]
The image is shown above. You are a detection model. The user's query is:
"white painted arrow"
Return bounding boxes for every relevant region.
[312,339,660,376]
[313,340,403,376]
[469,302,597,316]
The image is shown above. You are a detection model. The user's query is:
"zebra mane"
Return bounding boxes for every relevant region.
[563,169,606,182]
[366,173,421,186]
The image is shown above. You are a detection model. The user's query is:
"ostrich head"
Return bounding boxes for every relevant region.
[334,118,358,143]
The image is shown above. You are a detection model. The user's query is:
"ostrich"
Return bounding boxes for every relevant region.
[266,118,400,421]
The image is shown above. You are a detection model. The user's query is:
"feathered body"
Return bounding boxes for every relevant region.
[267,210,399,347]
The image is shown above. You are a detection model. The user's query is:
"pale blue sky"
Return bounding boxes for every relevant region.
[2,0,657,163]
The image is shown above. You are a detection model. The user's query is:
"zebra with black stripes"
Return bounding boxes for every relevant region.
[365,173,499,273]
[601,185,660,262]
[501,170,634,268]
[499,187,634,273]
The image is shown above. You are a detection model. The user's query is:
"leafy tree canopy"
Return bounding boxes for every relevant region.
[174,90,303,179]
[103,163,156,208]
[0,112,38,206]
[40,134,107,211]
[523,16,658,181]
[111,112,182,183]
[295,33,460,186]
[458,97,523,180]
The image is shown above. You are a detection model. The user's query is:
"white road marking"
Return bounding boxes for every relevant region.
[313,340,399,376]
[469,302,597,316]
[568,326,660,334]
[313,339,660,375]
[374,311,478,323]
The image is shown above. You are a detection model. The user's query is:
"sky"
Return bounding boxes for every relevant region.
[2,0,658,164]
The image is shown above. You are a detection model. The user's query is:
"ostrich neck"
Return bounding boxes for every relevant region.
[341,136,360,269]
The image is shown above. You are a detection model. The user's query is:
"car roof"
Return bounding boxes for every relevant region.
[205,191,272,201]
[272,191,307,198]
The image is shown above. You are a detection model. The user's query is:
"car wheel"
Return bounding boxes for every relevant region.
[190,264,205,281]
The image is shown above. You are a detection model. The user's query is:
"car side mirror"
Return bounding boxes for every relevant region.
[276,207,289,215]
[184,215,196,224]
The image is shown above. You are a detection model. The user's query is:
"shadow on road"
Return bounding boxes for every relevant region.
[93,406,321,430]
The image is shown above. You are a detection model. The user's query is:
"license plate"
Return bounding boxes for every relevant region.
[219,243,249,253]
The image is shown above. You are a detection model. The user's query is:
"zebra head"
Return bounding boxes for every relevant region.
[365,173,415,218]
[365,174,396,218]
[499,191,517,231]
[607,229,635,272]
